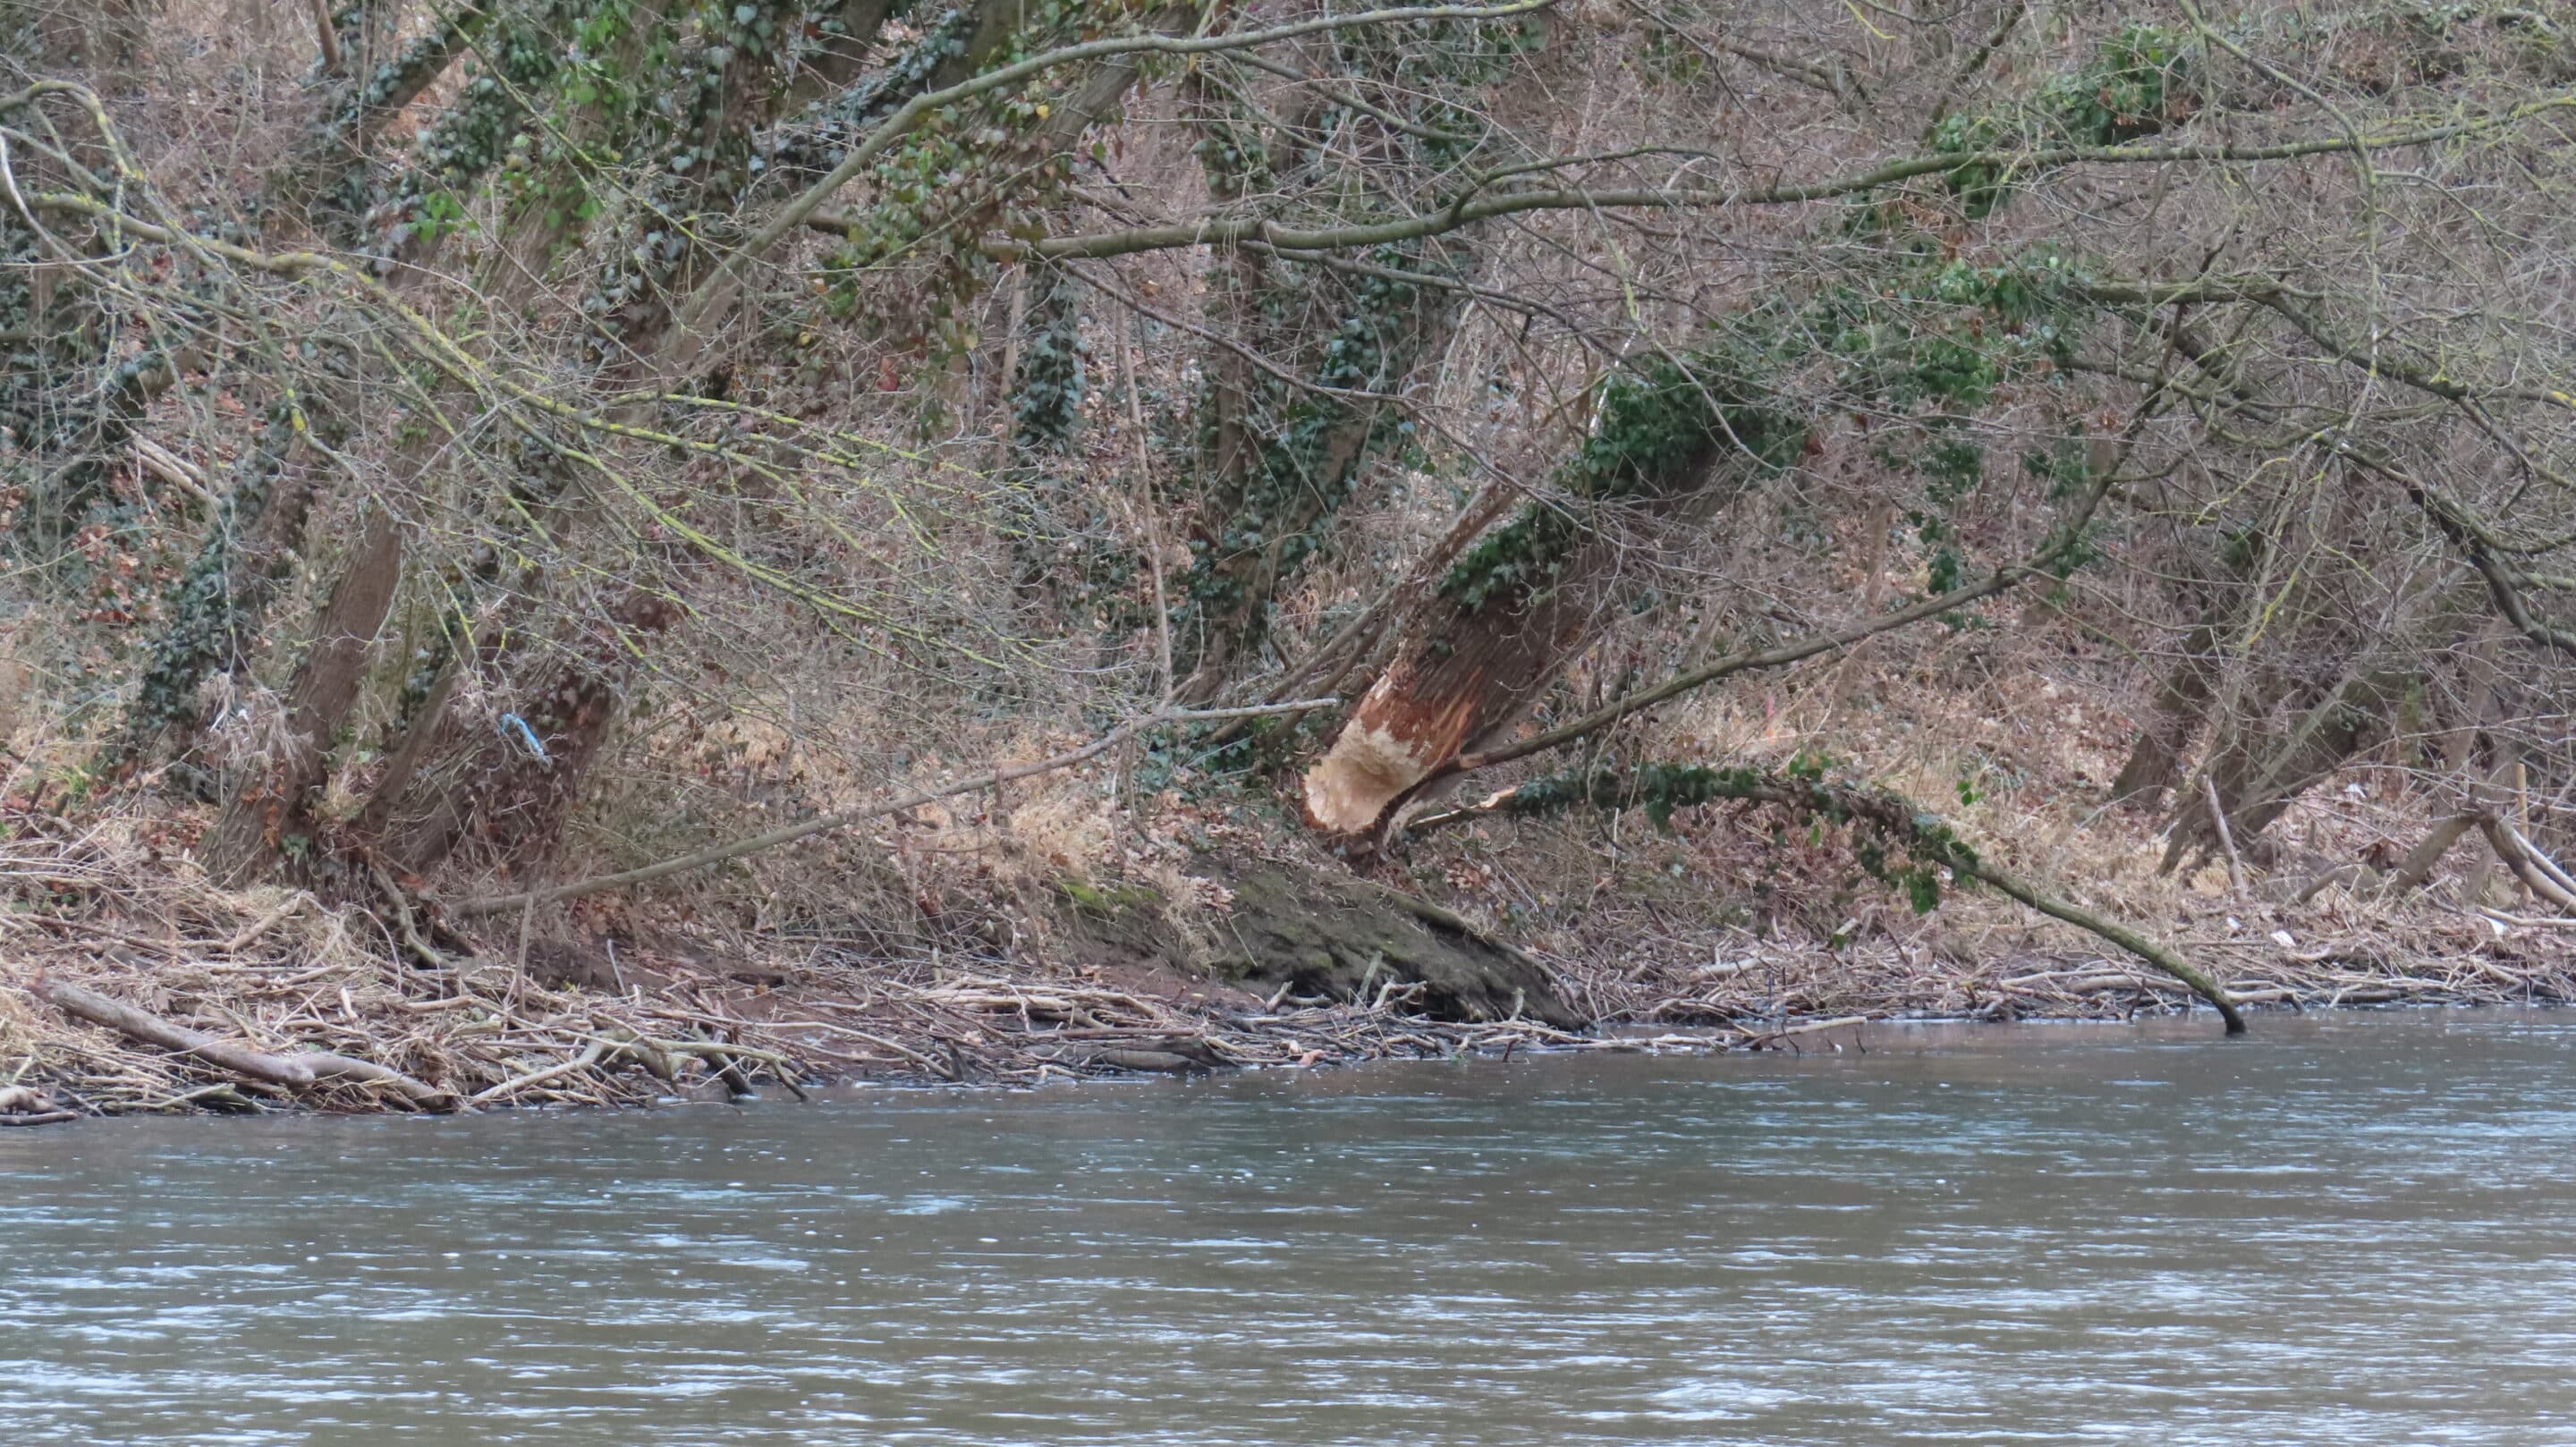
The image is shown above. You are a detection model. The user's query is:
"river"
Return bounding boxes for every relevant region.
[5,1010,2574,1445]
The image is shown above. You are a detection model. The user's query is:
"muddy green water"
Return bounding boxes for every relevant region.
[6,1011,2576,1445]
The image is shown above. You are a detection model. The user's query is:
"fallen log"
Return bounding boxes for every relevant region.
[0,1108,78,1126]
[31,974,459,1111]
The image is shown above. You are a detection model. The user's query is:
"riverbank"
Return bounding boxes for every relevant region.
[7,804,2571,1127]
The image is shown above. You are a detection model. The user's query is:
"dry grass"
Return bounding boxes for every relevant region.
[6,684,2569,1130]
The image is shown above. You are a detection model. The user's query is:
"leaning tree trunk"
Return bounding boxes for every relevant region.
[115,0,496,772]
[1302,354,1803,837]
[2161,664,2407,874]
[201,493,410,885]
[182,0,593,882]
[2109,612,2227,807]
[358,0,1063,879]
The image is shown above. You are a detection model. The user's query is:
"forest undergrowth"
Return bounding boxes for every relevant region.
[4,0,2573,1123]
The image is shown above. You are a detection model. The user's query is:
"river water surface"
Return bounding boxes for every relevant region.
[6,1010,2575,1445]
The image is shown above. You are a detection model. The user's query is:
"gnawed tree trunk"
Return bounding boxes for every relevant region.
[1303,354,1801,837]
[2380,812,2480,896]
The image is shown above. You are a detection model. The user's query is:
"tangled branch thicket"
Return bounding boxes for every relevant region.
[4,0,2573,1121]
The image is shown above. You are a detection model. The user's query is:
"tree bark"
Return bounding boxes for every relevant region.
[204,501,406,885]
[2109,613,2225,807]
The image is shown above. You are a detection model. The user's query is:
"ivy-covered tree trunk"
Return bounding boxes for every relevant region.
[288,0,500,226]
[355,0,1043,879]
[1166,19,1494,701]
[115,0,530,774]
[112,409,315,763]
[1175,262,1456,698]
[1004,264,1097,607]
[191,0,594,884]
[1302,356,1802,837]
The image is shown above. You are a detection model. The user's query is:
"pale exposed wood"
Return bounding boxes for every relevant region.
[2204,774,2247,890]
[32,974,455,1108]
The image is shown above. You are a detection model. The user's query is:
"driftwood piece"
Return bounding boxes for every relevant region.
[2481,818,2576,912]
[32,974,457,1110]
[2292,862,2377,905]
[2204,774,2248,891]
[293,1052,453,1106]
[2504,820,2576,899]
[470,1041,606,1106]
[688,1027,759,1098]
